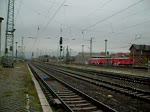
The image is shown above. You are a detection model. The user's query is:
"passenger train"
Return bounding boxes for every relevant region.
[88,57,133,65]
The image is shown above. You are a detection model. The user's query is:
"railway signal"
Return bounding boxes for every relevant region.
[59,37,63,58]
[60,45,62,51]
[0,17,4,68]
[60,37,62,45]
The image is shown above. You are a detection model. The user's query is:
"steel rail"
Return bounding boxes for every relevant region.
[36,63,150,104]
[28,63,73,112]
[29,63,117,112]
[52,64,150,85]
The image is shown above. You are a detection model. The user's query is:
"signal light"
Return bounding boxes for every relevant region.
[60,45,63,51]
[32,52,34,56]
[60,37,62,45]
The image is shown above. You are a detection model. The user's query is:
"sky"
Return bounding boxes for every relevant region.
[0,0,150,58]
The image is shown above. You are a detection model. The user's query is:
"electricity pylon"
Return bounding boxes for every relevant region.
[4,0,15,67]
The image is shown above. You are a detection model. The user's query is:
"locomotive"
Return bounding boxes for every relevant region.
[88,57,133,65]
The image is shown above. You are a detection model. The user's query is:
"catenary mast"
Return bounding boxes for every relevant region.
[4,0,15,67]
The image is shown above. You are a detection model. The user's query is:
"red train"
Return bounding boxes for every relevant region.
[88,57,133,65]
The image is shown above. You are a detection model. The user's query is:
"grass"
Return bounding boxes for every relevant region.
[0,62,42,111]
[20,63,43,112]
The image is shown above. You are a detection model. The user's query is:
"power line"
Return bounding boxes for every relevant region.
[15,0,23,24]
[41,0,67,33]
[85,0,112,17]
[120,20,150,31]
[47,0,56,15]
[83,0,143,31]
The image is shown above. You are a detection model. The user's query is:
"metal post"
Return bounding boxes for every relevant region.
[105,39,107,66]
[21,36,24,60]
[133,50,134,67]
[90,38,92,58]
[82,45,84,65]
[70,48,71,62]
[66,46,69,64]
[0,17,4,67]
[60,44,61,59]
[15,42,18,59]
[63,47,65,58]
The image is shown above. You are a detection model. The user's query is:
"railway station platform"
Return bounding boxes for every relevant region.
[0,63,52,112]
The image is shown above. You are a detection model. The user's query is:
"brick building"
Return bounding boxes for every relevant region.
[129,44,150,65]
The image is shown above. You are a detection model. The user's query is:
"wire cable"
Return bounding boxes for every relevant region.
[15,0,23,24]
[47,0,56,15]
[83,0,143,31]
[85,0,112,17]
[41,0,67,33]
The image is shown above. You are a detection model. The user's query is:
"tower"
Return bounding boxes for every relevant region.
[4,0,15,67]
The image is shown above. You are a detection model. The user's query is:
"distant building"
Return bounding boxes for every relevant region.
[74,52,101,64]
[129,44,150,65]
[111,52,130,58]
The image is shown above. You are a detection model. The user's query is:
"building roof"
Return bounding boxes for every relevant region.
[129,44,150,51]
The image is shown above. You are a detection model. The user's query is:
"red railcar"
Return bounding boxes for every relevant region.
[88,57,133,65]
[112,58,133,65]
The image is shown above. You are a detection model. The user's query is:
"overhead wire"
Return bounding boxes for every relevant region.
[47,0,56,15]
[85,0,113,17]
[83,0,143,31]
[14,0,23,24]
[120,20,150,31]
[41,0,67,33]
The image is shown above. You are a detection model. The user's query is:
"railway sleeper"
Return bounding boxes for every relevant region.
[141,95,150,98]
[72,106,98,111]
[92,110,103,112]
[60,95,79,98]
[65,100,87,104]
[62,97,83,101]
[56,90,72,93]
[68,103,91,107]
[57,93,76,96]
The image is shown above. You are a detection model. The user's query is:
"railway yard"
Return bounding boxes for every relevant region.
[27,62,150,112]
[0,61,150,112]
[1,0,150,112]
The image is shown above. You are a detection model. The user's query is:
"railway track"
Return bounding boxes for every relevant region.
[35,63,150,104]
[28,63,116,112]
[54,64,150,85]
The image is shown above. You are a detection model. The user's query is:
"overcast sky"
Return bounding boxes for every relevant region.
[0,0,150,58]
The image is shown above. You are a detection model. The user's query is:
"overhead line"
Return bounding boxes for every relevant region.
[47,0,56,15]
[83,0,143,31]
[120,20,150,31]
[41,0,67,33]
[86,0,112,17]
[15,0,23,24]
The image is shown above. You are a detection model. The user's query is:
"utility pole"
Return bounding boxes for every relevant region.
[37,48,39,59]
[21,37,24,60]
[59,37,63,59]
[105,39,108,66]
[63,46,65,59]
[0,17,4,68]
[82,45,84,65]
[4,0,15,67]
[15,42,18,59]
[90,38,93,58]
[66,46,69,64]
[70,48,71,62]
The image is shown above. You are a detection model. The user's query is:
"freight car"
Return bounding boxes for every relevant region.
[88,57,133,65]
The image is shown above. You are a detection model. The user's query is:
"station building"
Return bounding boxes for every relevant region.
[129,44,150,65]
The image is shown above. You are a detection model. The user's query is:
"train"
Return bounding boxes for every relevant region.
[88,57,133,65]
